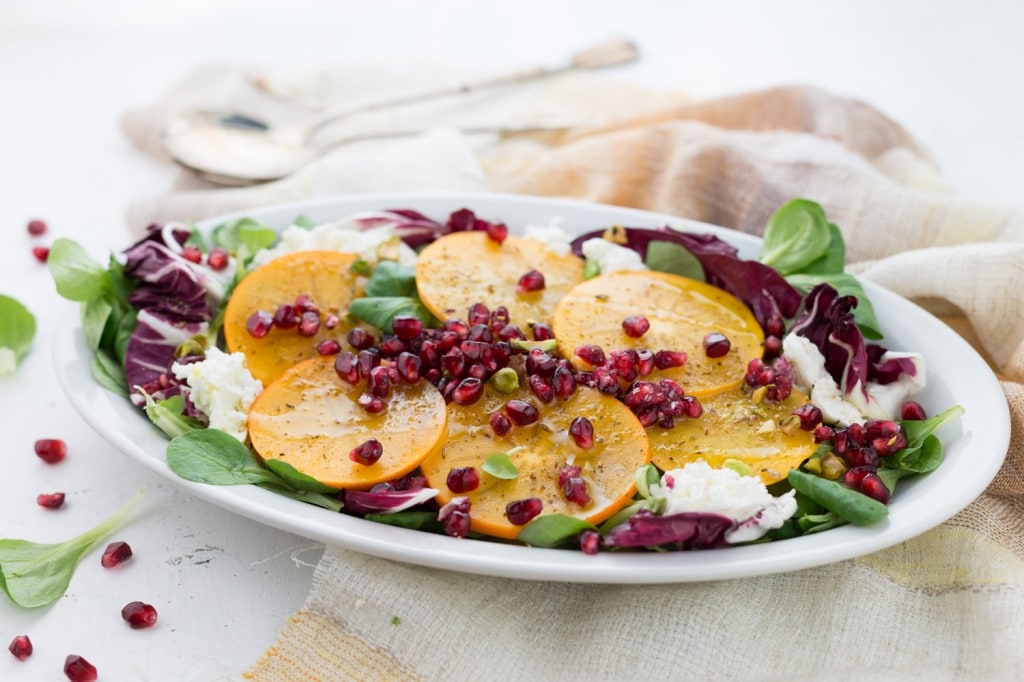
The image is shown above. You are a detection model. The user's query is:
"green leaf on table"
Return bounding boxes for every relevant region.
[759,199,832,276]
[482,452,519,480]
[644,240,706,281]
[0,294,36,375]
[348,297,434,333]
[0,489,144,608]
[166,428,278,486]
[47,238,111,302]
[517,514,597,548]
[364,261,418,297]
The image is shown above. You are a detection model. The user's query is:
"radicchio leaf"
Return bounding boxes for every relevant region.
[342,487,439,515]
[351,208,504,251]
[125,309,207,406]
[789,283,869,397]
[866,344,919,384]
[602,510,735,550]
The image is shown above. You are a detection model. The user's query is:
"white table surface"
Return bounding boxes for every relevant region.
[2,1,1022,680]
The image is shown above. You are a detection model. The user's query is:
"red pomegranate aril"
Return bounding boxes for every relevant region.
[334,351,360,383]
[468,302,490,326]
[594,368,620,394]
[32,246,50,262]
[557,464,582,487]
[579,529,601,555]
[101,540,133,568]
[634,348,655,376]
[121,601,159,629]
[37,492,66,509]
[843,466,872,489]
[349,438,383,466]
[608,349,637,382]
[516,269,546,294]
[316,339,341,356]
[438,496,472,538]
[703,332,731,358]
[294,293,319,314]
[446,466,480,493]
[498,323,526,342]
[489,411,513,436]
[505,399,540,426]
[272,304,297,329]
[64,654,97,682]
[396,352,422,383]
[574,344,606,366]
[27,218,47,236]
[859,472,891,504]
[489,305,510,332]
[392,315,424,340]
[8,634,32,660]
[552,366,576,399]
[792,404,823,431]
[441,349,467,378]
[34,438,68,464]
[505,497,543,525]
[443,318,471,340]
[246,310,274,338]
[622,315,650,338]
[563,476,591,506]
[357,393,386,414]
[324,313,341,329]
[467,323,493,343]
[762,335,782,358]
[654,349,687,369]
[346,327,375,350]
[846,446,880,469]
[532,322,555,341]
[297,311,321,337]
[526,347,557,376]
[207,247,229,270]
[459,340,491,362]
[367,365,391,398]
[528,374,554,403]
[180,244,203,263]
[814,424,836,443]
[765,312,786,338]
[452,377,485,405]
[357,349,380,375]
[569,416,595,449]
[901,400,928,421]
[681,395,703,419]
[486,222,508,244]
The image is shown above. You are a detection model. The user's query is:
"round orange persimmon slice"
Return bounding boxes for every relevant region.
[247,356,447,489]
[223,250,364,385]
[649,386,818,485]
[551,270,764,398]
[415,231,585,327]
[419,382,650,540]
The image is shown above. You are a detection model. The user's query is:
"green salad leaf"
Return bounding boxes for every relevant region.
[0,294,36,375]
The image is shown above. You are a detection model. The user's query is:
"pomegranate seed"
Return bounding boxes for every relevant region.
[395,352,422,383]
[528,374,554,402]
[569,416,595,448]
[792,404,823,431]
[489,411,513,436]
[486,222,508,244]
[63,654,97,682]
[557,464,582,487]
[622,315,650,338]
[324,313,341,329]
[444,318,471,339]
[438,497,472,538]
[846,447,880,469]
[441,349,466,378]
[467,324,493,343]
[334,351,360,383]
[562,477,591,506]
[34,438,67,464]
[207,247,229,270]
[579,530,601,555]
[814,424,836,442]
[272,304,297,329]
[574,344,606,366]
[635,348,655,376]
[505,497,543,525]
[101,541,133,568]
[843,466,873,489]
[763,335,783,359]
[294,293,319,314]
[526,347,557,376]
[346,327,376,350]
[446,467,480,493]
[593,368,620,394]
[392,315,424,340]
[27,219,47,236]
[32,246,50,262]
[901,400,928,421]
[505,399,540,426]
[246,310,274,338]
[489,306,511,333]
[459,340,491,362]
[765,312,786,337]
[859,472,891,504]
[357,393,386,414]
[516,269,546,294]
[378,336,406,357]
[451,377,484,405]
[497,323,526,342]
[532,322,555,341]
[419,338,441,366]
[349,438,383,466]
[358,349,381,376]
[37,492,66,509]
[552,366,576,399]
[467,302,490,326]
[8,634,32,660]
[703,332,731,358]
[367,365,391,398]
[297,311,321,337]
[654,350,687,369]
[121,601,159,629]
[680,395,703,418]
[316,339,341,355]
[180,245,203,263]
[608,349,638,382]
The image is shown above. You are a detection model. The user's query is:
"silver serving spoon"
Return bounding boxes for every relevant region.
[161,38,638,186]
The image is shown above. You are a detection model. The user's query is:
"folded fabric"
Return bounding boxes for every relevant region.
[123,66,1023,681]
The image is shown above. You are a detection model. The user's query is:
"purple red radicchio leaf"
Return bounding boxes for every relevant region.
[602,510,735,550]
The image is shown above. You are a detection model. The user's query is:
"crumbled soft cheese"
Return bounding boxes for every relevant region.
[252,221,418,267]
[523,220,573,256]
[172,347,263,442]
[580,237,648,274]
[782,334,926,426]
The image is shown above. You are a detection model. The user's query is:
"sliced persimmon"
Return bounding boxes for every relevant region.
[247,356,447,489]
[649,386,818,485]
[415,231,585,327]
[551,270,764,397]
[419,382,650,540]
[223,250,364,385]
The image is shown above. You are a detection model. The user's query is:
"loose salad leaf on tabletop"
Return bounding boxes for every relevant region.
[46,198,964,557]
[0,293,36,375]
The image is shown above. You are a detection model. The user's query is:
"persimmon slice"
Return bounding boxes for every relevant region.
[649,386,817,485]
[247,356,447,489]
[223,250,364,385]
[551,270,764,397]
[415,231,585,326]
[419,382,650,540]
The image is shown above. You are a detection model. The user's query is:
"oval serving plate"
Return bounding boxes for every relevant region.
[53,192,1011,584]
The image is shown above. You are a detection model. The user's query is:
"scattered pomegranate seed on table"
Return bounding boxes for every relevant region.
[8,634,33,660]
[100,540,133,568]
[37,492,66,509]
[31,246,50,262]
[121,601,159,629]
[27,218,47,236]
[34,438,67,464]
[63,654,98,682]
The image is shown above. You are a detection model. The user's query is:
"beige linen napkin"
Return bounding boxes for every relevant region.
[123,68,1023,681]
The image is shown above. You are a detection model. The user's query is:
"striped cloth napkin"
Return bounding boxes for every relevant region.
[123,68,1024,682]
